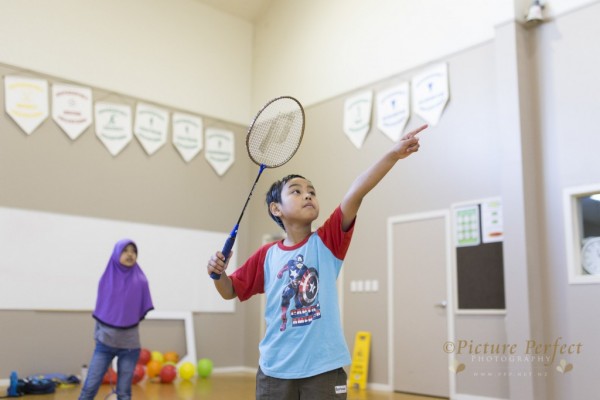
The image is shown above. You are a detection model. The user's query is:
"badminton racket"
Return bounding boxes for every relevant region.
[211,96,305,280]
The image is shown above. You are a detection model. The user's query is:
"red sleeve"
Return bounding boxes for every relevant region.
[229,242,275,302]
[317,205,355,260]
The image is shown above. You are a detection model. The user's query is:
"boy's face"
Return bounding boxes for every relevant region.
[273,177,319,226]
[119,244,138,267]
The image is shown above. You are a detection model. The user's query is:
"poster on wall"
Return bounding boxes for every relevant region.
[205,128,234,176]
[481,198,503,243]
[172,113,203,163]
[134,103,170,155]
[411,63,449,126]
[52,83,93,140]
[94,102,133,156]
[454,204,480,247]
[4,75,49,135]
[376,82,410,142]
[343,90,373,149]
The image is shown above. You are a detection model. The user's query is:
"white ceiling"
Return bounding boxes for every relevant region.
[194,0,273,22]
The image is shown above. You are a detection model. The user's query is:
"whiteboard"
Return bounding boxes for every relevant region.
[0,207,236,312]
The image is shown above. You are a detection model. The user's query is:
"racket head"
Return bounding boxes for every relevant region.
[246,96,305,168]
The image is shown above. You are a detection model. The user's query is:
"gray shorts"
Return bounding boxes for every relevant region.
[256,366,348,400]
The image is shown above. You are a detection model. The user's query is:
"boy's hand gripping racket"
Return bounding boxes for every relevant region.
[211,96,305,279]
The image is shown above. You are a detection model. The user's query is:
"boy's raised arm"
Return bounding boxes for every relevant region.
[340,124,428,231]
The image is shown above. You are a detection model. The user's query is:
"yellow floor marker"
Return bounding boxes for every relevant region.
[348,331,371,390]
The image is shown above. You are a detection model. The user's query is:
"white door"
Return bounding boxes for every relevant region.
[390,212,450,397]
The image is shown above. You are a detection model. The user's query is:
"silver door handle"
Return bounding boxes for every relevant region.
[434,300,447,309]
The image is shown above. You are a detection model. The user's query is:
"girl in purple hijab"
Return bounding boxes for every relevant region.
[79,239,154,400]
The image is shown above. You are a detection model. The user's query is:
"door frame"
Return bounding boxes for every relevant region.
[387,209,456,397]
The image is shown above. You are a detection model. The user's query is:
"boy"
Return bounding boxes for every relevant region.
[207,124,427,399]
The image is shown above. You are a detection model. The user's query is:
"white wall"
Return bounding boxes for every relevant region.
[0,0,254,124]
[1,0,595,124]
[252,0,513,109]
[252,0,599,110]
[544,0,600,16]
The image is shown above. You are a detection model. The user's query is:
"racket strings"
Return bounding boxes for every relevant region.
[247,98,304,167]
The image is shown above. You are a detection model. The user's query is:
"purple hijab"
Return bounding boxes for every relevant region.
[93,239,154,329]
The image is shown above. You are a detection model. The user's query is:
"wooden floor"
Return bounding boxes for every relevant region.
[3,372,446,399]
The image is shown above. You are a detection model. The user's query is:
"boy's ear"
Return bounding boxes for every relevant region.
[269,202,281,216]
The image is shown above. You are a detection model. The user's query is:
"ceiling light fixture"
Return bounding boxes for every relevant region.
[525,0,545,25]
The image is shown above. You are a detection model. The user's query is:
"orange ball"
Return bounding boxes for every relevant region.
[164,351,180,364]
[146,360,163,378]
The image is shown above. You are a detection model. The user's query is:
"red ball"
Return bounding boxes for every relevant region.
[159,364,177,383]
[132,364,145,384]
[138,348,151,365]
[102,367,117,385]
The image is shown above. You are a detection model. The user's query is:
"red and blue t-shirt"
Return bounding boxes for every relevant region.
[230,206,355,379]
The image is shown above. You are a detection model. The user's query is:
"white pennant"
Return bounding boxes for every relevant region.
[172,113,203,163]
[52,83,93,140]
[4,75,49,135]
[412,63,449,126]
[376,82,410,142]
[343,91,373,149]
[134,103,169,155]
[205,128,234,176]
[94,102,133,156]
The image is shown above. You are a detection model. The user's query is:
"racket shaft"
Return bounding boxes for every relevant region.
[210,165,266,281]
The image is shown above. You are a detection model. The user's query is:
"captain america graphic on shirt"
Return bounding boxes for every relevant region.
[276,254,320,332]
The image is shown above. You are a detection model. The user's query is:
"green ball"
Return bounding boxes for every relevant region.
[197,358,213,378]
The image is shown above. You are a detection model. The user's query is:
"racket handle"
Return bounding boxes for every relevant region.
[210,225,238,280]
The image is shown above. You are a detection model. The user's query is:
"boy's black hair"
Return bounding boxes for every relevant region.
[266,174,306,231]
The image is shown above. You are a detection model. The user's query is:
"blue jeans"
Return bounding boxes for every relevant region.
[79,341,140,400]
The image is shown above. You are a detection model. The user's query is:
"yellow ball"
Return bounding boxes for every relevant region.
[151,351,164,363]
[179,361,196,381]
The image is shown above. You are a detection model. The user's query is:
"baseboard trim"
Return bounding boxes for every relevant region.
[365,382,392,392]
[452,394,507,400]
[213,366,256,374]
